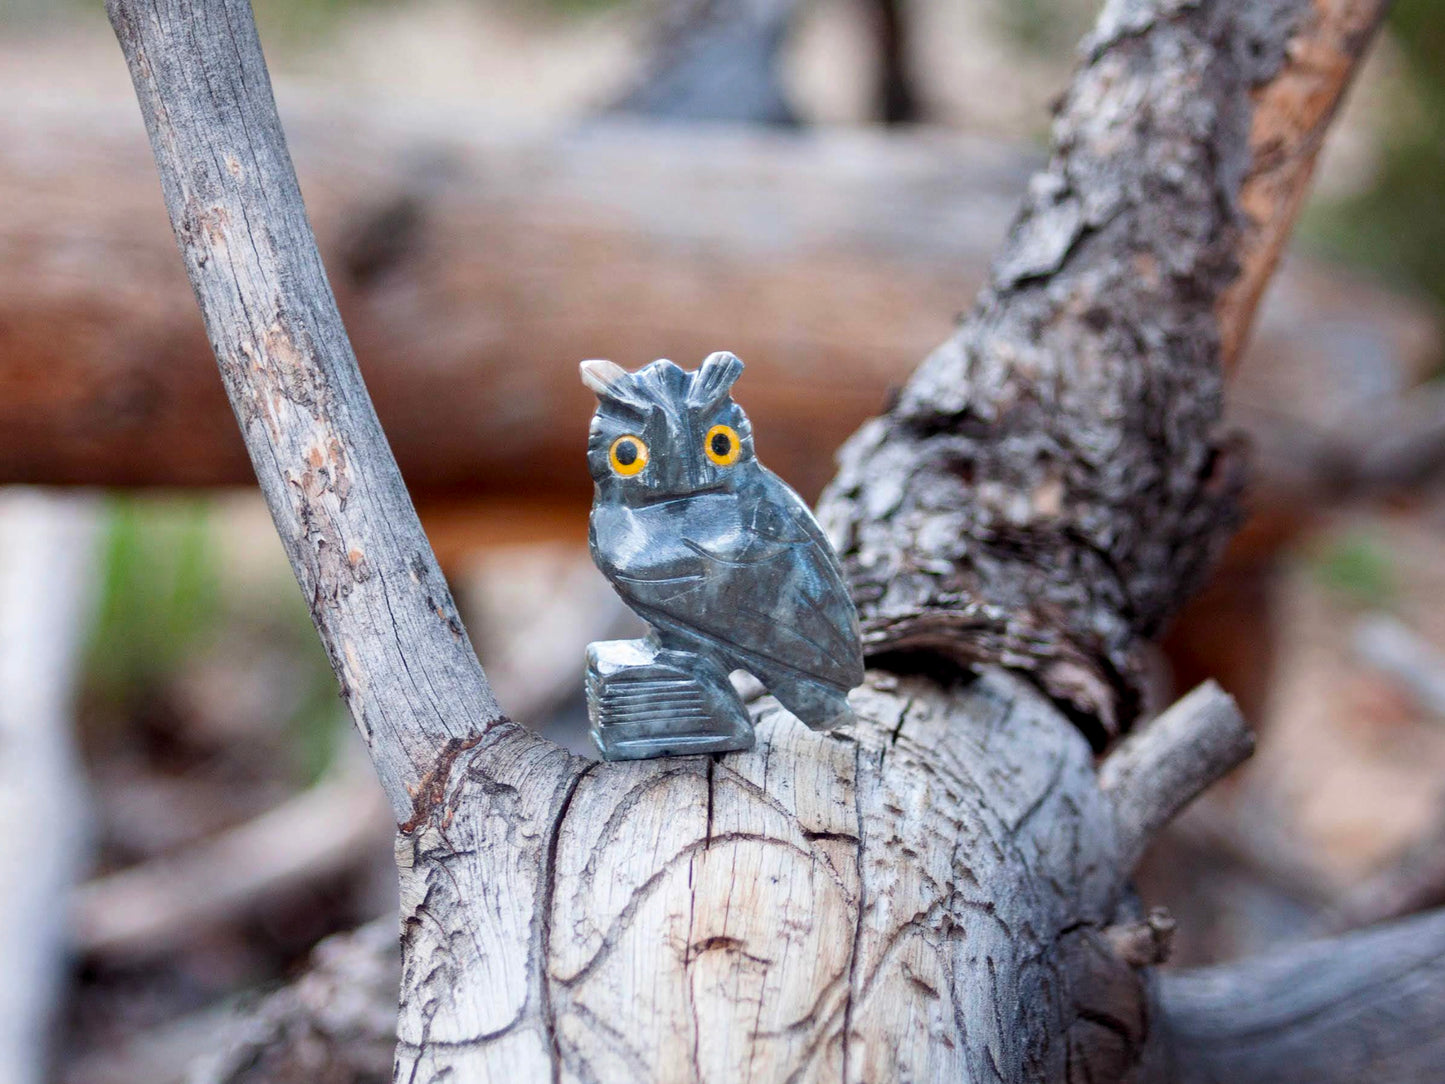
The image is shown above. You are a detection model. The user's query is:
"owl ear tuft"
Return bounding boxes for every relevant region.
[688,351,744,409]
[579,359,632,399]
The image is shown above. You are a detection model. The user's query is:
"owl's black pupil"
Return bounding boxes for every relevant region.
[711,432,732,457]
[615,441,638,466]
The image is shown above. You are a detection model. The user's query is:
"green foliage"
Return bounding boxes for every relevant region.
[987,0,1093,57]
[86,497,221,705]
[84,496,346,784]
[1309,533,1396,607]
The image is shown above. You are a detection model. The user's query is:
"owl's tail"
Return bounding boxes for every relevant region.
[767,675,856,732]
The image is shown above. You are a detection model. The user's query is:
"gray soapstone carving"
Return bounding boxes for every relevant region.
[581,352,865,761]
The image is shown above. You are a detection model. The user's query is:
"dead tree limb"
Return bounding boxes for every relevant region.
[1151,908,1445,1084]
[818,0,1391,739]
[1,102,1433,510]
[104,0,1422,1081]
[1099,681,1254,874]
[106,0,507,819]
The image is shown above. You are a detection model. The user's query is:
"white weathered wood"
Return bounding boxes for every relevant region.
[393,670,1133,1082]
[0,490,98,1084]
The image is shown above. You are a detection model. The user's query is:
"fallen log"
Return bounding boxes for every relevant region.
[0,100,1433,509]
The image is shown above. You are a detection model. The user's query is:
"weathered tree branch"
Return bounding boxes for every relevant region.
[1151,908,1445,1084]
[818,0,1391,738]
[1099,681,1254,873]
[106,0,506,819]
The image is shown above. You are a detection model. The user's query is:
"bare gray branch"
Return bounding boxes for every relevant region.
[1099,681,1254,873]
[104,0,509,818]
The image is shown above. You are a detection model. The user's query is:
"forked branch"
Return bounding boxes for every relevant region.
[104,0,1431,1080]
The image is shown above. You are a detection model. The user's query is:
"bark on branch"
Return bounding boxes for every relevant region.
[105,0,507,819]
[818,0,1391,738]
[1099,681,1254,873]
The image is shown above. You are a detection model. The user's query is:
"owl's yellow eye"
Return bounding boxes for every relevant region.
[608,434,649,476]
[705,424,742,467]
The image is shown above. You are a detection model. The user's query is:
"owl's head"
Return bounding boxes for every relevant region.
[581,352,757,501]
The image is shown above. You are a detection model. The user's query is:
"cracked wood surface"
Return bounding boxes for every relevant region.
[817,0,1390,738]
[106,0,505,818]
[393,671,1138,1083]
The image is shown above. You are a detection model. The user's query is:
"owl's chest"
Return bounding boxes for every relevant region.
[591,492,796,583]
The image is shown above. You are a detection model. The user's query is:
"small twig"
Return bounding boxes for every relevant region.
[1098,681,1254,873]
[71,751,390,960]
[1323,805,1445,934]
[1103,907,1177,968]
[1353,613,1445,720]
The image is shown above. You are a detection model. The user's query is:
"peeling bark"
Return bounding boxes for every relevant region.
[817,0,1389,737]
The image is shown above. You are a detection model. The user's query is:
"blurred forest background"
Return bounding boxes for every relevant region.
[2,0,1444,1081]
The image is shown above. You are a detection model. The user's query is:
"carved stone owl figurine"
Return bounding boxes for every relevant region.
[580,351,865,761]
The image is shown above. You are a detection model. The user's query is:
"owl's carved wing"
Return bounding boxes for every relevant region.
[597,477,863,692]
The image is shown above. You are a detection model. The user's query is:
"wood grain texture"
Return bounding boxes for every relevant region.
[817,0,1390,738]
[391,671,1140,1083]
[105,0,504,818]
